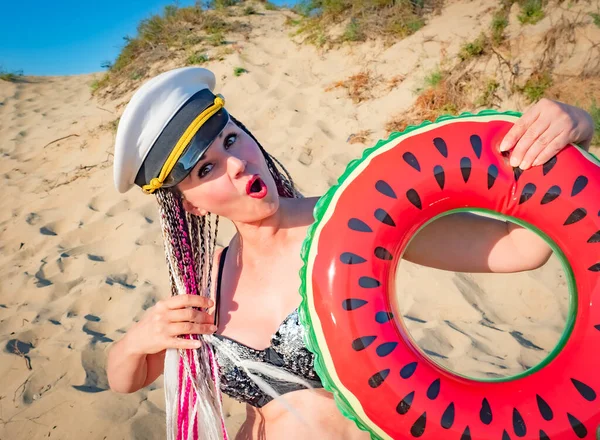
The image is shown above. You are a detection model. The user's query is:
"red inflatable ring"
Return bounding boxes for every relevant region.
[299,111,600,439]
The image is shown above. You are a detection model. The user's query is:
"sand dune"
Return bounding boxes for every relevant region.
[1,0,597,438]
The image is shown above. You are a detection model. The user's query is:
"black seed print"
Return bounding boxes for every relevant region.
[488,164,498,189]
[567,413,587,438]
[348,218,372,233]
[433,165,445,189]
[352,336,376,351]
[411,412,427,437]
[539,429,550,440]
[595,324,600,331]
[433,137,448,158]
[396,391,414,415]
[519,183,536,204]
[503,430,511,440]
[460,157,472,182]
[375,311,393,323]
[514,167,523,182]
[340,252,366,264]
[513,408,527,437]
[536,395,553,421]
[375,208,395,227]
[359,277,380,288]
[588,231,600,243]
[571,176,588,197]
[376,342,397,357]
[400,362,418,379]
[480,398,493,424]
[426,378,440,400]
[375,180,397,199]
[342,299,368,310]
[403,152,421,172]
[374,247,393,260]
[571,378,596,401]
[461,426,471,440]
[406,189,422,210]
[543,156,557,175]
[368,369,389,388]
[590,263,600,272]
[441,403,455,429]
[470,134,483,158]
[541,185,561,204]
[564,208,587,225]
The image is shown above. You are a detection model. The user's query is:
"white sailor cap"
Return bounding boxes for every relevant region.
[113,67,230,194]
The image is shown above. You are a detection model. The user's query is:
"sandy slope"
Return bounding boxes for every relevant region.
[0,0,596,438]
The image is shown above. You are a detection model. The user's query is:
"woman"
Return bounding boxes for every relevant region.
[107,67,595,440]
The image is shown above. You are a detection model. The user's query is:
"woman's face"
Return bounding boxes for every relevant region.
[177,121,280,223]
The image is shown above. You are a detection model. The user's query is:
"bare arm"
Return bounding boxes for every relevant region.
[403,212,551,273]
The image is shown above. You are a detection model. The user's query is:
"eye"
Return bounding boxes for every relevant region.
[224,133,237,149]
[198,163,214,178]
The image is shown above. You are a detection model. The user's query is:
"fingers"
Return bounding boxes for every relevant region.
[168,321,217,337]
[530,133,571,167]
[167,308,213,325]
[160,294,214,311]
[508,116,551,168]
[499,102,541,153]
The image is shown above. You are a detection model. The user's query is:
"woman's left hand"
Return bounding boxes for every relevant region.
[499,98,595,169]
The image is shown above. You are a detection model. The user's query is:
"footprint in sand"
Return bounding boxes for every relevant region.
[26,212,42,225]
[105,273,137,290]
[72,346,109,393]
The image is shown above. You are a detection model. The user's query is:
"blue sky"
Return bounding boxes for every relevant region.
[0,0,290,76]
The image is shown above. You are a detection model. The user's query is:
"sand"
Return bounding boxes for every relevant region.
[0,0,597,438]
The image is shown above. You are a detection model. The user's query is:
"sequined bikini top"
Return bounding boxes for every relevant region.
[211,247,323,408]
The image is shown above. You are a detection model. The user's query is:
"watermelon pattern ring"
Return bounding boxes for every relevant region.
[298,111,600,439]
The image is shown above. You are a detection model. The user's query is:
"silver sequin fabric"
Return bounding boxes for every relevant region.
[211,308,323,408]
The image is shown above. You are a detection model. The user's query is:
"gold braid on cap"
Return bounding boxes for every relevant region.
[142,95,225,194]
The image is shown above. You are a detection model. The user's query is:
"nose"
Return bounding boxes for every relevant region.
[227,154,247,178]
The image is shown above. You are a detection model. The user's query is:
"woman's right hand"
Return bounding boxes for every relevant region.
[123,294,217,356]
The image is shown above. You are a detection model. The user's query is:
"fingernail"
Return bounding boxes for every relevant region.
[194,341,202,347]
[499,141,509,152]
[210,325,218,333]
[520,161,530,170]
[207,299,214,307]
[532,159,540,167]
[510,157,519,167]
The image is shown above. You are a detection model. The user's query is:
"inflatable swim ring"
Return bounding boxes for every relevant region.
[299,111,600,439]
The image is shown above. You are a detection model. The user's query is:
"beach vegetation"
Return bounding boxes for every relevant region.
[293,0,440,46]
[518,0,545,25]
[589,99,600,146]
[459,34,488,61]
[0,68,23,82]
[187,53,210,65]
[521,70,552,102]
[234,66,248,76]
[590,12,600,27]
[325,70,374,103]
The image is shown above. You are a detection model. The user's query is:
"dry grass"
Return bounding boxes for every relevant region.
[386,74,470,133]
[325,71,376,103]
[387,74,406,90]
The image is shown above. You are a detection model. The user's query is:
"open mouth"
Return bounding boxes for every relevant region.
[246,175,268,199]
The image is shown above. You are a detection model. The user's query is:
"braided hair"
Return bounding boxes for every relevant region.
[155,117,302,440]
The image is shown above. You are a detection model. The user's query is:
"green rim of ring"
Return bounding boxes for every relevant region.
[297,109,600,439]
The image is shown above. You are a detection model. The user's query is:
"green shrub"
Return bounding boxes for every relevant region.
[522,71,552,102]
[0,68,23,82]
[589,12,600,27]
[518,0,545,25]
[186,53,210,65]
[234,67,248,76]
[589,99,600,146]
[459,34,487,60]
[491,11,509,44]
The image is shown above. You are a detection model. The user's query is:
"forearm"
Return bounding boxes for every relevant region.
[107,333,149,394]
[404,213,552,273]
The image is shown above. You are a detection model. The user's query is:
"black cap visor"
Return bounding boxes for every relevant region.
[135,102,230,189]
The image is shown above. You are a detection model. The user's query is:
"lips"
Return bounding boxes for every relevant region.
[246,175,268,199]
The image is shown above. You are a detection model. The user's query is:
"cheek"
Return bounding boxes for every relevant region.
[189,176,236,208]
